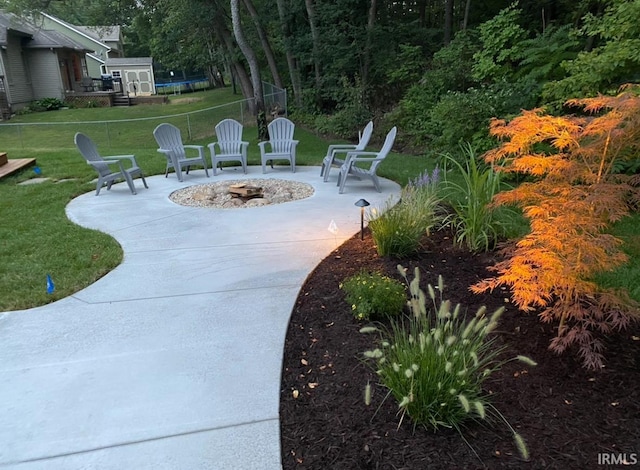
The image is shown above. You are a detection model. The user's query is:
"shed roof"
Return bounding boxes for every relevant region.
[106,57,153,66]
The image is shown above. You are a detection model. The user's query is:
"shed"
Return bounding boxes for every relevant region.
[104,57,155,96]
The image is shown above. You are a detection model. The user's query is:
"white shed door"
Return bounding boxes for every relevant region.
[124,69,153,95]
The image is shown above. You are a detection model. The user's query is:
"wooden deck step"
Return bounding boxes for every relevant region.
[0,158,37,179]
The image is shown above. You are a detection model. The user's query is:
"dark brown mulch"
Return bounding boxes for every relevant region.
[279,228,640,469]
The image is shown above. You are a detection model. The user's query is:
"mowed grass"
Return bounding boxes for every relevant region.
[1,86,638,311]
[0,87,433,311]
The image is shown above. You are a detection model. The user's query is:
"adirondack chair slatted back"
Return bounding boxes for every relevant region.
[370,126,397,173]
[215,119,243,154]
[337,126,397,194]
[268,118,295,154]
[153,123,185,160]
[75,133,111,177]
[356,121,374,151]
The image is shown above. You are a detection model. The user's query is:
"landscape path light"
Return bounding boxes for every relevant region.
[355,198,370,240]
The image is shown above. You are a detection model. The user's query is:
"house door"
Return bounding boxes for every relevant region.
[124,69,153,95]
[59,60,72,92]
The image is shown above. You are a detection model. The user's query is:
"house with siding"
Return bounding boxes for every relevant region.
[38,13,124,79]
[0,11,90,115]
[0,12,157,117]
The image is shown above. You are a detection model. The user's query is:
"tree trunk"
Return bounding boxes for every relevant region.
[444,0,454,45]
[418,0,426,28]
[230,0,268,139]
[276,0,302,107]
[214,16,254,109]
[362,0,377,91]
[242,0,284,89]
[305,0,322,90]
[463,0,471,30]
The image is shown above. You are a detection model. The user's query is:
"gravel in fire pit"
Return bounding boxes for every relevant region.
[169,179,314,209]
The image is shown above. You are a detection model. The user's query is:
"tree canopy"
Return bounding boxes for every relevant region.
[5,0,638,151]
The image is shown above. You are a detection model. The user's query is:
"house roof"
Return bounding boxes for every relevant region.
[76,25,121,44]
[39,12,109,51]
[0,11,89,51]
[106,57,152,66]
[27,28,90,51]
[0,11,35,46]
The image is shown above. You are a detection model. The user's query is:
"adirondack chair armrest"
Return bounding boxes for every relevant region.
[183,144,205,156]
[327,144,357,157]
[103,155,138,166]
[208,141,249,155]
[207,142,219,155]
[346,151,378,158]
[258,141,271,153]
[345,151,380,163]
[87,159,126,172]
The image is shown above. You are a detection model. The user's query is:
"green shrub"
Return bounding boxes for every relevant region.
[340,271,406,321]
[314,76,370,140]
[361,267,534,459]
[442,144,514,252]
[368,167,442,257]
[33,97,65,111]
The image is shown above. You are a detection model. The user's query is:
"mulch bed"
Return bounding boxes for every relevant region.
[279,228,640,469]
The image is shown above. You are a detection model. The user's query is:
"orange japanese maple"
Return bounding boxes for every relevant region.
[472,85,640,369]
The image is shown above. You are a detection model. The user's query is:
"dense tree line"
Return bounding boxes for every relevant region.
[6,0,640,153]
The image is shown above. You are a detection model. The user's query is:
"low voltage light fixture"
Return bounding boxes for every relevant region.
[355,198,370,240]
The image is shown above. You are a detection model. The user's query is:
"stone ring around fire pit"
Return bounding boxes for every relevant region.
[169,179,315,209]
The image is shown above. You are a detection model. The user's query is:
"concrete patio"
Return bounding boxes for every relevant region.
[0,166,401,469]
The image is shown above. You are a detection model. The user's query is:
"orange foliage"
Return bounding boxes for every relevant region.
[472,85,640,369]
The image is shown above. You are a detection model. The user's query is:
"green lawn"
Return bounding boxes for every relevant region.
[0,86,638,311]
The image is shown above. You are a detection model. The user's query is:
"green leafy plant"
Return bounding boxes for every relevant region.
[340,271,406,321]
[368,167,442,257]
[442,144,512,252]
[471,3,527,83]
[33,97,65,111]
[362,267,534,459]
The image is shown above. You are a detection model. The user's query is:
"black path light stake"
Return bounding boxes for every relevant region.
[355,199,370,240]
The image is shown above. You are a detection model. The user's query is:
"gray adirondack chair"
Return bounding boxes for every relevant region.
[258,117,299,173]
[208,119,248,176]
[321,121,373,182]
[337,126,397,194]
[153,123,209,182]
[74,132,148,196]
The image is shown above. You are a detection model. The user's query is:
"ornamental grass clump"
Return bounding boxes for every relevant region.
[368,167,442,257]
[340,271,406,320]
[361,267,534,460]
[441,144,511,253]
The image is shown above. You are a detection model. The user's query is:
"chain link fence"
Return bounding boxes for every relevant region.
[0,83,287,150]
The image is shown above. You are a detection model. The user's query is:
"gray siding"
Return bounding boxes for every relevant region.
[86,56,103,78]
[5,35,34,107]
[28,50,64,100]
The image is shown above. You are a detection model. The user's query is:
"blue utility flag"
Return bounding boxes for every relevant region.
[46,274,55,294]
[33,166,42,175]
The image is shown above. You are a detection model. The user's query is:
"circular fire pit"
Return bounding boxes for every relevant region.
[169,179,314,209]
